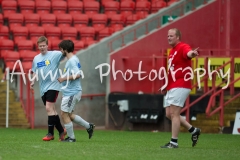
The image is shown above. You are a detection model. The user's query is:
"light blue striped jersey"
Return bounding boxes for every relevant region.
[32,51,63,96]
[61,55,82,96]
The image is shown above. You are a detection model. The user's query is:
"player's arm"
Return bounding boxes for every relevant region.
[58,74,81,83]
[187,47,199,58]
[30,58,37,90]
[58,62,82,83]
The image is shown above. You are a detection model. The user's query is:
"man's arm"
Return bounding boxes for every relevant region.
[30,72,36,90]
[58,74,81,83]
[187,47,199,58]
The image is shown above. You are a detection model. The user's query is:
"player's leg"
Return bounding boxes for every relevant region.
[60,95,78,142]
[180,113,201,145]
[69,91,95,139]
[169,104,181,145]
[41,92,56,141]
[45,90,66,141]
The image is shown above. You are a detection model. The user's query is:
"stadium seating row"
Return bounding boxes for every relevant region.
[1,0,173,19]
[0,13,136,31]
[0,26,113,49]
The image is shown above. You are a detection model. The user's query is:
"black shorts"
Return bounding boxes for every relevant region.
[41,90,59,106]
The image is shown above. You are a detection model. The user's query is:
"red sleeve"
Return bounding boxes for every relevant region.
[182,44,192,59]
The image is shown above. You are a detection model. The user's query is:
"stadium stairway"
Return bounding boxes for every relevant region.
[0,69,30,128]
[180,96,240,133]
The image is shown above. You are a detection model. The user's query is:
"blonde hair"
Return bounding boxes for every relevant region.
[37,36,48,45]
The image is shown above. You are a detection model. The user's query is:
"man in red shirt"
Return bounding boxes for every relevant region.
[161,28,201,148]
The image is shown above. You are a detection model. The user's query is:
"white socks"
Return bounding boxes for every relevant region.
[64,122,75,139]
[73,115,90,129]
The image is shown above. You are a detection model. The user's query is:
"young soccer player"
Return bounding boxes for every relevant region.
[31,36,66,141]
[57,40,95,142]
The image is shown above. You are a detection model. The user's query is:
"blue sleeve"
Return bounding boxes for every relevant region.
[70,59,81,76]
[31,57,37,73]
[54,51,64,62]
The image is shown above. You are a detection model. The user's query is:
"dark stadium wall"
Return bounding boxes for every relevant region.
[110,0,239,93]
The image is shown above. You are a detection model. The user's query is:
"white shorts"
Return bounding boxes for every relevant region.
[61,91,82,113]
[164,88,191,108]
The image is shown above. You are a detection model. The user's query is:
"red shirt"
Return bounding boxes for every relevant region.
[166,42,192,90]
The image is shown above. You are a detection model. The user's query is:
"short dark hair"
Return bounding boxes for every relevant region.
[58,40,74,53]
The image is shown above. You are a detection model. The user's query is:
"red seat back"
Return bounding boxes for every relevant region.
[25,14,40,28]
[57,14,72,28]
[52,1,67,15]
[19,0,35,15]
[36,1,51,15]
[68,1,83,16]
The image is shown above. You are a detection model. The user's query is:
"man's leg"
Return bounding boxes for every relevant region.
[42,94,55,141]
[46,102,65,140]
[70,114,95,139]
[61,111,76,142]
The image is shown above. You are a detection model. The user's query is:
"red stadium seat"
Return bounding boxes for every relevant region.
[109,14,125,33]
[41,14,56,28]
[120,1,135,18]
[25,14,40,28]
[2,51,20,71]
[50,39,61,50]
[57,14,72,28]
[0,40,14,59]
[19,50,37,61]
[1,1,17,19]
[73,14,89,31]
[98,27,113,40]
[84,1,100,19]
[68,1,83,16]
[29,26,45,47]
[8,13,24,31]
[52,1,67,15]
[12,26,29,42]
[18,0,35,15]
[136,1,150,19]
[0,26,9,40]
[101,0,114,6]
[20,50,38,71]
[45,26,61,41]
[17,40,34,51]
[0,39,14,50]
[0,14,3,27]
[103,1,120,19]
[151,1,166,13]
[36,1,51,15]
[126,14,140,26]
[73,40,84,53]
[61,27,77,41]
[92,14,108,33]
[78,27,96,47]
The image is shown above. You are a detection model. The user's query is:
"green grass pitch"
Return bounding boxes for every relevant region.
[0,128,240,160]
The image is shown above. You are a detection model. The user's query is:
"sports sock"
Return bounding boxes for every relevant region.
[170,138,178,145]
[64,122,75,139]
[48,116,55,135]
[72,115,90,129]
[188,126,196,134]
[54,115,64,134]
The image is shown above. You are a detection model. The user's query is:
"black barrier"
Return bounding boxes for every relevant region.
[108,93,164,124]
[108,92,210,126]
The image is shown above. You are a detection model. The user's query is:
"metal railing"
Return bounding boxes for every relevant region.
[181,54,240,123]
